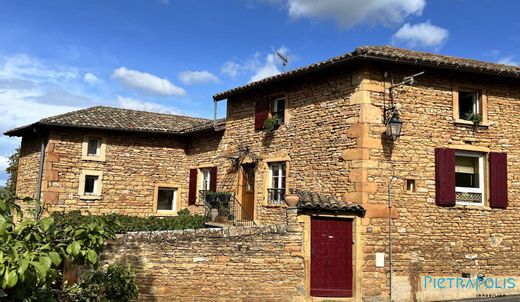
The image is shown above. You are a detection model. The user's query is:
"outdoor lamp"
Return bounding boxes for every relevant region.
[386,112,403,139]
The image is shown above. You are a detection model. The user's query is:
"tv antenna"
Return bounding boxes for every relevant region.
[276,51,289,71]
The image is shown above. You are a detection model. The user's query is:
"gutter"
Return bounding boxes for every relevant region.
[33,127,47,220]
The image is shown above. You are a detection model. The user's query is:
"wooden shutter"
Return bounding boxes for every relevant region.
[255,99,269,130]
[489,152,508,209]
[435,148,456,206]
[210,167,217,192]
[188,169,198,205]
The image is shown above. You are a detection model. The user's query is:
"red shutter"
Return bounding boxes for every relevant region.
[188,169,197,205]
[489,152,508,209]
[210,167,217,192]
[255,99,269,130]
[435,148,456,206]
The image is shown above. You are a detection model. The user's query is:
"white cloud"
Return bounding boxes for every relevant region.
[83,72,99,84]
[249,47,290,82]
[0,155,8,171]
[112,67,186,96]
[116,96,179,114]
[221,47,290,83]
[0,89,79,129]
[271,0,425,28]
[0,54,79,82]
[497,56,519,66]
[178,70,219,85]
[392,21,449,49]
[249,54,282,82]
[221,61,241,78]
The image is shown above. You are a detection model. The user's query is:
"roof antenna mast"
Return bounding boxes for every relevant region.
[276,51,289,72]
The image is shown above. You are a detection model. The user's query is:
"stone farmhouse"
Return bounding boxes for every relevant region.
[6,46,520,301]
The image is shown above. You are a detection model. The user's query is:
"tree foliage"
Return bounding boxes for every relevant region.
[4,147,20,201]
[0,198,118,301]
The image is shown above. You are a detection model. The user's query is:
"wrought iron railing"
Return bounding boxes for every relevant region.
[267,188,285,205]
[202,192,255,226]
[456,192,483,204]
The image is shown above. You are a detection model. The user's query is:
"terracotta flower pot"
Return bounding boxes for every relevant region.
[285,194,300,207]
[210,208,219,222]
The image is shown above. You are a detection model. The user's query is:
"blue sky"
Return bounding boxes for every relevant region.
[0,0,519,185]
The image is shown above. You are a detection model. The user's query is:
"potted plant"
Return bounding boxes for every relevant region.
[215,191,231,203]
[464,112,482,130]
[263,117,279,135]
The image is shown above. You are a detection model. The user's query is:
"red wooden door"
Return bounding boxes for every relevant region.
[311,217,353,297]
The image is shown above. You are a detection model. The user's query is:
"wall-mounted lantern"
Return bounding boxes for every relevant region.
[385,111,403,140]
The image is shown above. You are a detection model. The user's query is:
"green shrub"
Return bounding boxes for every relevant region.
[0,198,116,301]
[51,210,206,234]
[61,264,138,302]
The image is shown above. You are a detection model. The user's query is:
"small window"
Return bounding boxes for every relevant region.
[157,188,177,211]
[87,138,101,156]
[200,169,211,191]
[268,162,286,204]
[458,90,480,120]
[82,136,106,161]
[84,175,99,195]
[406,179,416,192]
[271,97,285,124]
[455,152,484,205]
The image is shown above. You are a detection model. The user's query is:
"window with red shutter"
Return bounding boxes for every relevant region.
[188,169,197,205]
[489,152,508,209]
[255,99,269,130]
[210,167,217,192]
[435,148,456,206]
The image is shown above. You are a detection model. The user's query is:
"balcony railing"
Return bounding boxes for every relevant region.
[202,191,255,227]
[267,188,285,205]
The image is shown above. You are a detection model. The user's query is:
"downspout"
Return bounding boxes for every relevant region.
[213,98,217,128]
[34,128,47,220]
[388,170,396,302]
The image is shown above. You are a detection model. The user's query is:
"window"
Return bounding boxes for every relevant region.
[87,138,101,156]
[271,97,285,124]
[406,179,416,192]
[157,187,177,212]
[84,175,99,195]
[455,152,484,206]
[200,169,211,191]
[82,136,106,161]
[78,170,103,199]
[268,162,286,204]
[458,90,480,120]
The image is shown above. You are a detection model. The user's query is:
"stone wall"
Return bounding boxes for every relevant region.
[100,210,305,301]
[189,68,360,224]
[18,129,196,216]
[352,64,520,301]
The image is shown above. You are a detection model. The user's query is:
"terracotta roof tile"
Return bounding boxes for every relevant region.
[214,45,520,100]
[5,106,217,136]
[291,189,365,216]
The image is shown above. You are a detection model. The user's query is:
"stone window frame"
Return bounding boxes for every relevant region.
[452,85,489,126]
[81,135,107,162]
[153,183,181,216]
[262,156,291,207]
[267,93,289,125]
[449,144,491,208]
[196,165,215,205]
[78,170,103,200]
